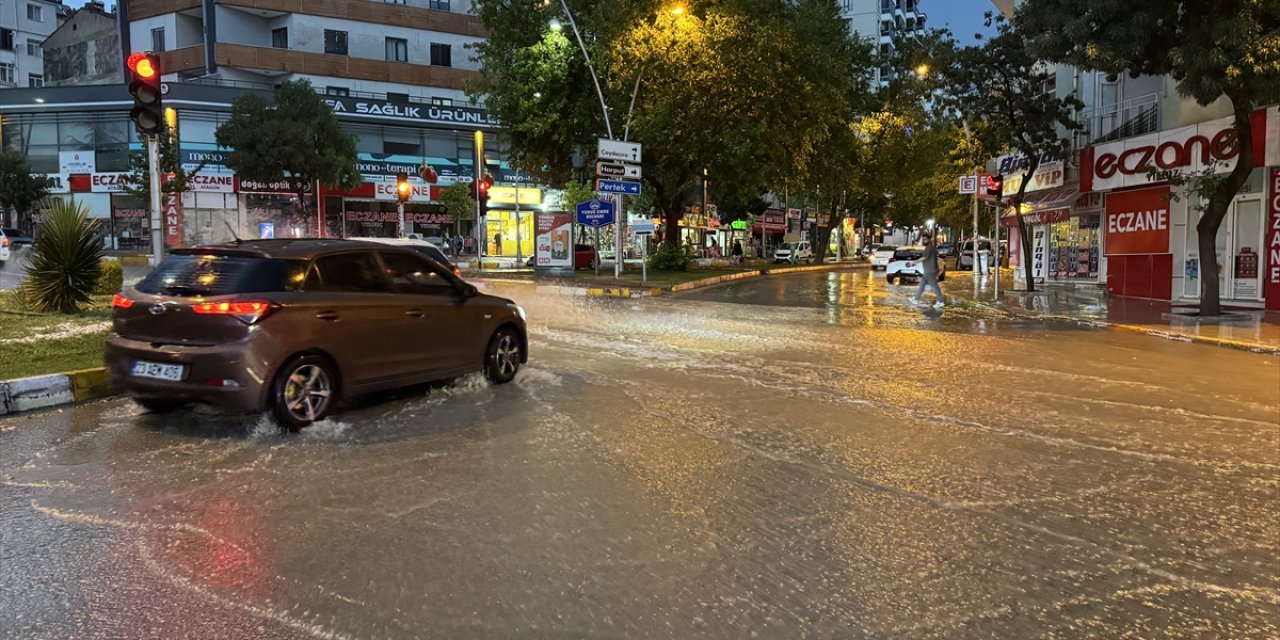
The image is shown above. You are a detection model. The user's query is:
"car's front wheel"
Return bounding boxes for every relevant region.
[484,328,522,384]
[886,274,896,285]
[270,355,337,431]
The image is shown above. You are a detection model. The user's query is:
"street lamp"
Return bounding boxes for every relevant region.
[915,63,930,78]
[549,17,562,31]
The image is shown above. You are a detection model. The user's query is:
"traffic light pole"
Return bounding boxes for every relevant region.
[397,201,406,239]
[146,134,163,266]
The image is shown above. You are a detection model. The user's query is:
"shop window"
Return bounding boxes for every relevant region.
[324,29,348,56]
[384,140,419,155]
[271,27,288,49]
[387,92,409,103]
[430,43,451,67]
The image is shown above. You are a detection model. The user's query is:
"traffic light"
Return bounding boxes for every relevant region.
[984,174,1004,197]
[395,172,411,203]
[127,52,163,135]
[476,173,493,218]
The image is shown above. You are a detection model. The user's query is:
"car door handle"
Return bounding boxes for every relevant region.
[404,308,424,318]
[315,311,340,321]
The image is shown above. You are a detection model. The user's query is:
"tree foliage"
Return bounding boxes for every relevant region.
[942,16,1083,291]
[124,124,207,202]
[215,80,361,219]
[1017,0,1280,313]
[0,149,52,232]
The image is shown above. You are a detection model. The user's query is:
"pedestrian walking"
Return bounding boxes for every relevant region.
[464,235,473,255]
[731,240,743,265]
[493,232,502,256]
[909,233,945,308]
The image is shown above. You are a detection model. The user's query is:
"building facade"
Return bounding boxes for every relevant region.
[838,0,927,85]
[42,2,122,86]
[1,0,66,89]
[0,0,563,260]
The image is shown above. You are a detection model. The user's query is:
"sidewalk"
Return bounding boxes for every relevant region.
[948,272,1280,354]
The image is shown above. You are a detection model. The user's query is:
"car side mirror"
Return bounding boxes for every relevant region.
[456,283,478,299]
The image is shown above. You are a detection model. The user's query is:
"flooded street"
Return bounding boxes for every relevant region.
[3,269,1278,639]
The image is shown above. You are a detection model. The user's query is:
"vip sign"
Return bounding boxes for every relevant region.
[1266,167,1280,310]
[1104,185,1171,255]
[1003,165,1064,195]
[164,192,183,249]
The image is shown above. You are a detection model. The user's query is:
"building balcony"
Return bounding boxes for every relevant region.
[1074,92,1161,150]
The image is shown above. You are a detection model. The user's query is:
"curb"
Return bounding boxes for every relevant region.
[476,263,866,299]
[971,301,1280,355]
[0,367,112,416]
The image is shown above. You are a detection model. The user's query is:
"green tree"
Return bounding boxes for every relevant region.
[438,182,476,236]
[0,149,52,232]
[1017,0,1280,314]
[215,80,361,224]
[943,16,1083,291]
[123,124,207,203]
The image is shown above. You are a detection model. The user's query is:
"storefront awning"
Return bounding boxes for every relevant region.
[1002,186,1079,226]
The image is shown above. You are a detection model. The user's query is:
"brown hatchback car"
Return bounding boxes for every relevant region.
[105,239,527,430]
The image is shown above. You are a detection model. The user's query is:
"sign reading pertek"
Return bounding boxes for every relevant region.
[597,179,641,195]
[576,199,616,227]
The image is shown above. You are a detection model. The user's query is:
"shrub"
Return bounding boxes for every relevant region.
[94,259,124,295]
[20,199,103,313]
[647,244,696,271]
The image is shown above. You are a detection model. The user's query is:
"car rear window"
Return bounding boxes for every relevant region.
[136,254,307,296]
[893,249,922,260]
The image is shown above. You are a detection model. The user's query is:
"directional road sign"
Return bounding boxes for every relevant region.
[597,179,641,195]
[596,161,642,179]
[597,138,642,163]
[630,221,655,235]
[575,199,615,227]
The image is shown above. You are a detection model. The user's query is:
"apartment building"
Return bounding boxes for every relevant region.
[1,0,66,89]
[989,1,1280,311]
[837,0,927,85]
[1,0,551,255]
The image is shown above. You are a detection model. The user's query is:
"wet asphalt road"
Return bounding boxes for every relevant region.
[2,269,1278,639]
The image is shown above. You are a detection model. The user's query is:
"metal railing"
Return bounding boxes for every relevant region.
[1074,92,1160,149]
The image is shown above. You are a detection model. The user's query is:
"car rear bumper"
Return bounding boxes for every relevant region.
[104,334,274,412]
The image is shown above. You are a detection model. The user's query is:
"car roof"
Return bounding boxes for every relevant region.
[176,238,416,259]
[351,237,435,248]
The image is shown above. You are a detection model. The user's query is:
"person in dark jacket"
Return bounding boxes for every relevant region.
[908,233,944,308]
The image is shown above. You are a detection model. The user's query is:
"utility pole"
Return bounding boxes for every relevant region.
[146,135,163,265]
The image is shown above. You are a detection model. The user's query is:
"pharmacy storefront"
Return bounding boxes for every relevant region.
[1080,107,1279,303]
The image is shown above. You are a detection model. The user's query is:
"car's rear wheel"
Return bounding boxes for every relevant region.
[270,355,336,431]
[886,274,896,285]
[484,328,522,384]
[135,397,186,414]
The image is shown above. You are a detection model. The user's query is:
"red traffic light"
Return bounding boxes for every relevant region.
[984,174,1003,196]
[478,174,493,192]
[127,52,158,79]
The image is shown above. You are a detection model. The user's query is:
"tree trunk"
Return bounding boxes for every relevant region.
[1012,155,1040,293]
[1197,102,1256,316]
[812,198,844,263]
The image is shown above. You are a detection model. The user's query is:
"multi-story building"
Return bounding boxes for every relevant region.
[988,1,1280,311]
[42,1,122,86]
[837,0,927,85]
[1,0,67,89]
[0,0,551,260]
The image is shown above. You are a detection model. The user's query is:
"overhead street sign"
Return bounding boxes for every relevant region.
[597,179,641,195]
[575,199,616,227]
[958,175,978,194]
[596,161,642,179]
[597,138,642,163]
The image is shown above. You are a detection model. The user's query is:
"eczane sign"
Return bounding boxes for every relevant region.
[1082,111,1267,191]
[1104,185,1170,256]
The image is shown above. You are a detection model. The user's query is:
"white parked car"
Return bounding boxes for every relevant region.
[870,244,897,270]
[773,241,814,264]
[0,229,10,267]
[885,246,947,285]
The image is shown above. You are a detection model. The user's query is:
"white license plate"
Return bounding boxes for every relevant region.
[131,360,185,381]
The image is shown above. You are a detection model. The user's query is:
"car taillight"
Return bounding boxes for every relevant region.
[1,237,8,248]
[112,294,134,309]
[454,267,462,277]
[191,300,273,324]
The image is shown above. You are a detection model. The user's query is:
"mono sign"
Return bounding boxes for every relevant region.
[323,98,499,128]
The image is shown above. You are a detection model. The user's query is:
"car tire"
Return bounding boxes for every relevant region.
[135,397,186,414]
[484,327,522,384]
[886,274,896,285]
[270,355,337,432]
